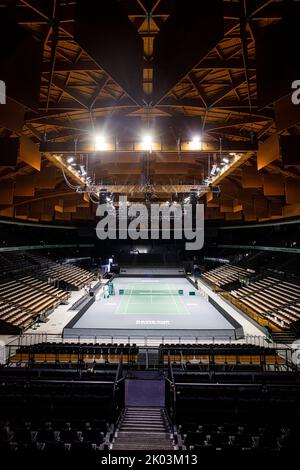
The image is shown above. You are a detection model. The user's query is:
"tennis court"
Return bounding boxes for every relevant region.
[114,281,192,316]
[64,277,243,340]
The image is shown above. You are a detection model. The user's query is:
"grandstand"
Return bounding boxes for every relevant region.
[1,0,300,460]
[0,252,95,334]
[202,261,300,341]
[202,264,253,288]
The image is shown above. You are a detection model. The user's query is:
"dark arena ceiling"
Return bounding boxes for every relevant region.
[0,0,300,224]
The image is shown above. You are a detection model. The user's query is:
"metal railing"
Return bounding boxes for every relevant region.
[7,332,271,348]
[113,354,125,421]
[3,332,280,369]
[165,356,177,420]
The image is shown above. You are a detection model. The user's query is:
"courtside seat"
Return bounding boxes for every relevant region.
[10,343,139,365]
[160,344,284,368]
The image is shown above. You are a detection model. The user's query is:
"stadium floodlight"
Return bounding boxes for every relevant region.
[79,165,87,176]
[142,134,153,152]
[189,135,201,150]
[95,134,107,151]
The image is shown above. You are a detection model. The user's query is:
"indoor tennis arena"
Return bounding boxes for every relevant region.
[0,0,300,463]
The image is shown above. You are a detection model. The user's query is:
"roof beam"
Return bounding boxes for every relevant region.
[205,116,270,132]
[24,123,44,142]
[18,2,75,24]
[208,73,256,108]
[45,1,60,112]
[159,97,261,109]
[223,2,286,20]
[89,76,109,109]
[18,0,122,102]
[30,118,90,132]
[25,99,139,122]
[194,58,256,70]
[40,140,258,154]
[209,151,254,186]
[42,60,100,73]
[157,99,273,119]
[188,72,209,108]
[44,154,86,186]
[48,76,90,109]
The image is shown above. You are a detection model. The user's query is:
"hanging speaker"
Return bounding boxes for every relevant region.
[0,8,43,110]
[256,3,300,107]
[75,0,143,104]
[152,0,224,103]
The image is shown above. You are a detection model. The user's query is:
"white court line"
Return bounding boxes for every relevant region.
[115,285,132,315]
[116,279,193,315]
[124,284,134,314]
[171,283,186,315]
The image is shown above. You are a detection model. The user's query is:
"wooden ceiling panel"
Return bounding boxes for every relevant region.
[0,182,14,205]
[20,136,41,171]
[0,1,297,224]
[242,167,263,189]
[285,179,300,204]
[14,175,36,197]
[257,135,281,170]
[263,174,285,196]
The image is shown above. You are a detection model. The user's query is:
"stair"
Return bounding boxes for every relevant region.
[112,407,175,450]
[147,349,159,367]
[137,349,160,368]
[137,349,147,366]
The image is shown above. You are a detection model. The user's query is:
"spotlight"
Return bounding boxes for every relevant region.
[222,157,229,164]
[210,164,218,176]
[189,135,201,150]
[142,134,153,152]
[79,165,87,176]
[95,135,107,151]
[67,156,74,163]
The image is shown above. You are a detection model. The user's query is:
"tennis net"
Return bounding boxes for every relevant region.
[119,288,184,296]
